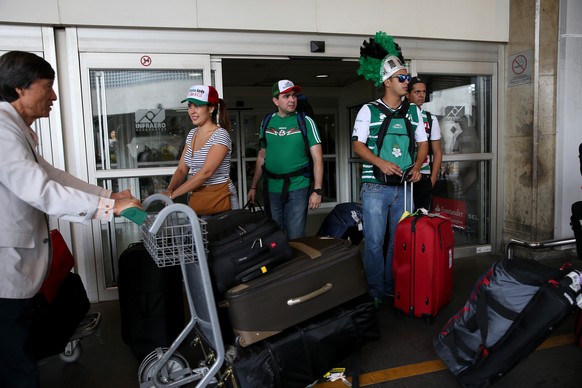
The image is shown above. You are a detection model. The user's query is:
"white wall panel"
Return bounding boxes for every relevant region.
[316,0,411,35]
[0,0,59,24]
[57,0,198,28]
[0,25,44,52]
[417,0,509,42]
[73,28,499,65]
[0,0,509,43]
[198,0,317,32]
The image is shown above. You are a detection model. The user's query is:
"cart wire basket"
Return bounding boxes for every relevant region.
[137,194,225,388]
[141,208,208,268]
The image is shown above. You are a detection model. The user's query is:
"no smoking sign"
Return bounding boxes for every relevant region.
[508,50,532,87]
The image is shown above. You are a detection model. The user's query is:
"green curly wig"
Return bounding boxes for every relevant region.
[357,32,404,86]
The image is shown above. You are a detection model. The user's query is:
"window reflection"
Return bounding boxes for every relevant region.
[91,70,202,171]
[422,76,491,155]
[94,110,192,170]
[433,160,490,246]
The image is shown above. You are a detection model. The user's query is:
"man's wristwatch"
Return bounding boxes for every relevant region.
[312,188,323,196]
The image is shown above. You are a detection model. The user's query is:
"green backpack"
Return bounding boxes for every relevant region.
[371,100,416,185]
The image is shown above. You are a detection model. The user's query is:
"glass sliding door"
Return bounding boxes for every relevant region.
[348,61,497,256]
[79,53,214,300]
[421,74,493,249]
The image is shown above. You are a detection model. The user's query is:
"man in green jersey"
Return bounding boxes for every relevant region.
[247,80,324,239]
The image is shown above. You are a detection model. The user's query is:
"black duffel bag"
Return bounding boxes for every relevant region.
[230,294,381,388]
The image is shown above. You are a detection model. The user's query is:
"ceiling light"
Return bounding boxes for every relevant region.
[316,74,329,78]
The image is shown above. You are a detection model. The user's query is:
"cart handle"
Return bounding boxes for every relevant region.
[146,203,200,235]
[142,193,174,210]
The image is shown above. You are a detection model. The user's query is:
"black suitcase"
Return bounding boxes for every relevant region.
[317,202,364,245]
[434,258,581,388]
[224,236,369,347]
[231,294,380,388]
[30,272,90,360]
[206,209,292,295]
[117,242,185,361]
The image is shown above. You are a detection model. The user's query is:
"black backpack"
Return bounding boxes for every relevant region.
[370,100,416,185]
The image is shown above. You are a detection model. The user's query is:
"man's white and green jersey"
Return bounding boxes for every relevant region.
[351,99,427,184]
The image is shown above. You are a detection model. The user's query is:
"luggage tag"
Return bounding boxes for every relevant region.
[350,210,364,231]
[563,271,582,308]
[322,368,351,386]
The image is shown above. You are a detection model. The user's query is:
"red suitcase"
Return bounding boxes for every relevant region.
[393,212,454,324]
[38,230,75,303]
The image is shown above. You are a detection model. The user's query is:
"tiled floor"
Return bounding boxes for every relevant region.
[39,253,582,388]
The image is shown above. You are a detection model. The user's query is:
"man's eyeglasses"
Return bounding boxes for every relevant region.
[389,74,412,83]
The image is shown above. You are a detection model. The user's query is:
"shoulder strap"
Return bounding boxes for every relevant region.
[296,112,311,159]
[425,111,434,158]
[370,100,392,118]
[425,111,433,135]
[259,112,276,147]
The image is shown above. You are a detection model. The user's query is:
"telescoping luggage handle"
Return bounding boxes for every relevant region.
[400,180,418,221]
[404,180,413,214]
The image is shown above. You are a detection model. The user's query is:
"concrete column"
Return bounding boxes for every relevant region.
[503,0,558,242]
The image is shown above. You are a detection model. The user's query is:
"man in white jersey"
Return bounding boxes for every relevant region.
[407,76,443,211]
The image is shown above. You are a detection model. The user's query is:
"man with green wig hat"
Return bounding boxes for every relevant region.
[351,32,428,308]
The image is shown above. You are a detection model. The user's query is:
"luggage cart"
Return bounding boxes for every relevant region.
[137,195,226,388]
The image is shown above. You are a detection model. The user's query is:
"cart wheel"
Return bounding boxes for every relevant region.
[138,349,190,386]
[234,335,243,348]
[59,343,82,363]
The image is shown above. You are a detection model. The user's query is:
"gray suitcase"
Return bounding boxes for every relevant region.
[224,236,368,347]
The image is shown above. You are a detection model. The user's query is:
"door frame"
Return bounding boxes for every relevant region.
[77,52,214,301]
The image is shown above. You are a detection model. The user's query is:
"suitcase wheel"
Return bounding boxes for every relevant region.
[422,315,434,326]
[59,341,82,363]
[234,335,242,348]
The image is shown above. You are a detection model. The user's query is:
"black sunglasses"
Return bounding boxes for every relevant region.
[389,74,412,83]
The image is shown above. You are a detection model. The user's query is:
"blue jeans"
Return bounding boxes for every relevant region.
[361,182,408,299]
[268,187,309,240]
